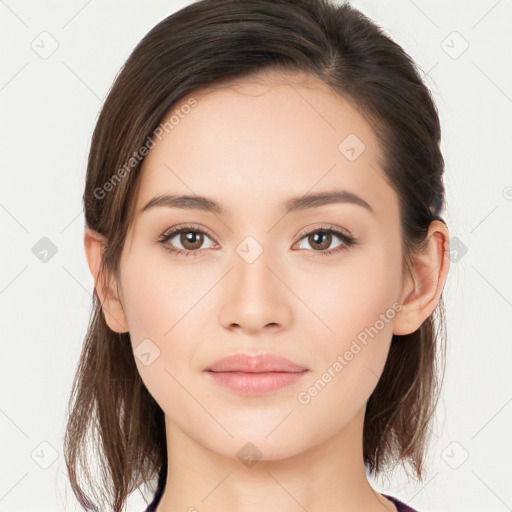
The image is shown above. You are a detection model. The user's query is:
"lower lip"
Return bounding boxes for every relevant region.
[205,370,309,395]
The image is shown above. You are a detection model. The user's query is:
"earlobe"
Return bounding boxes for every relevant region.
[84,225,129,333]
[393,221,450,336]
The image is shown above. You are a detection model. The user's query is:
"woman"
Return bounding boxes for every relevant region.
[64,1,450,511]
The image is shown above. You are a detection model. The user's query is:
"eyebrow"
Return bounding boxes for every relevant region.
[139,189,374,217]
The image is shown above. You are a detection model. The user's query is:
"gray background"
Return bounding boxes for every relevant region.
[1,0,511,510]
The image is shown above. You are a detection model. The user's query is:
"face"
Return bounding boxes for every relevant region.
[116,72,406,460]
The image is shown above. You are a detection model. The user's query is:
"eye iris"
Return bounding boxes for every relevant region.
[181,231,203,250]
[310,231,331,250]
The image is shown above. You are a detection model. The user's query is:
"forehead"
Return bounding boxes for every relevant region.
[135,72,397,221]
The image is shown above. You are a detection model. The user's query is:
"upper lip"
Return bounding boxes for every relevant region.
[205,353,309,373]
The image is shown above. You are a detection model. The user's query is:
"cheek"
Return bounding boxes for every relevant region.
[296,241,402,337]
[119,248,206,385]
[291,241,402,395]
[120,244,201,339]
[119,253,206,415]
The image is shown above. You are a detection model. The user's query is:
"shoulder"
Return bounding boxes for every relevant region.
[382,493,421,512]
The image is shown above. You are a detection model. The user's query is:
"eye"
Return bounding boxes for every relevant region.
[155,223,358,258]
[293,224,358,257]
[155,224,217,257]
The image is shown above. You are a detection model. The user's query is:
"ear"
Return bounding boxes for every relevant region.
[393,220,450,336]
[84,225,129,333]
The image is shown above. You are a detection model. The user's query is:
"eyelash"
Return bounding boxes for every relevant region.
[155,223,358,258]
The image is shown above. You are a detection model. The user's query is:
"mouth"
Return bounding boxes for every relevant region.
[205,352,309,373]
[204,369,310,395]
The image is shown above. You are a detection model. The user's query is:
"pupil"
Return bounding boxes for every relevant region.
[311,231,331,250]
[182,231,202,249]
[314,233,325,245]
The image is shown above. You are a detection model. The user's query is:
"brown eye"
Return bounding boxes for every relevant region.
[306,231,332,251]
[156,224,217,257]
[294,225,358,257]
[178,230,205,251]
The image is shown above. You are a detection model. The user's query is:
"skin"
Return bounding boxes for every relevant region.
[85,72,450,512]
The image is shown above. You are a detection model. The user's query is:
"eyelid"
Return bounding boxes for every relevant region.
[157,223,217,243]
[156,223,353,244]
[294,222,353,241]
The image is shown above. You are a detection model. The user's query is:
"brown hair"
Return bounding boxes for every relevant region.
[64,0,448,510]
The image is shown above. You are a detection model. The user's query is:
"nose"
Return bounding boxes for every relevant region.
[218,247,292,334]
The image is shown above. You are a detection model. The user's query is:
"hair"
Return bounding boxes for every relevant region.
[63,0,448,510]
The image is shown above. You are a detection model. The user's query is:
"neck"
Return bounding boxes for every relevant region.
[155,407,396,512]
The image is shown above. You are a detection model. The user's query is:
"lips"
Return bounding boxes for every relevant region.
[204,352,309,395]
[205,352,309,373]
